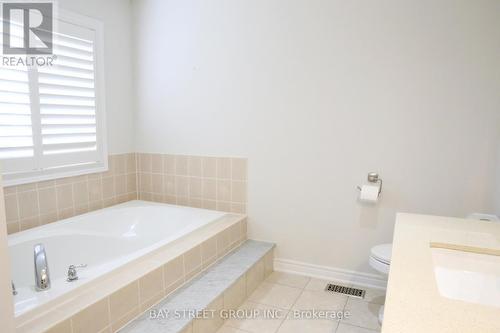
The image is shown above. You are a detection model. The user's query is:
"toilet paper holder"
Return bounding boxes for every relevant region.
[357,172,383,196]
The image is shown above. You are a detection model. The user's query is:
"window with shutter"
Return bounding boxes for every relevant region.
[0,11,107,186]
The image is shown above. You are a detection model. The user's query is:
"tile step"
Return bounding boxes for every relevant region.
[120,240,275,333]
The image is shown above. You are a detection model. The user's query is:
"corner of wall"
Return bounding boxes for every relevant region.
[495,140,500,217]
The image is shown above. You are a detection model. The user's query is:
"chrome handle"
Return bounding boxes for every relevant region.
[67,264,87,282]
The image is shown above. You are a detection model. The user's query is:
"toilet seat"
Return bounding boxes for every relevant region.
[370,244,392,265]
[369,243,392,275]
[369,255,390,275]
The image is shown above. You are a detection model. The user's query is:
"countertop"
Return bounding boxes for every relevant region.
[382,213,500,333]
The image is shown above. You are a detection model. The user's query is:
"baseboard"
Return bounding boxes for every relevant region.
[274,258,387,290]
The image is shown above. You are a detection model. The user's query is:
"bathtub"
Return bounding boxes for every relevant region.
[8,200,227,316]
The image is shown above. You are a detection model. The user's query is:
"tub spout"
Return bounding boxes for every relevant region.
[34,244,51,291]
[12,281,17,295]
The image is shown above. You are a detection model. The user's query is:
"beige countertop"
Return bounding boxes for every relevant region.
[382,213,500,333]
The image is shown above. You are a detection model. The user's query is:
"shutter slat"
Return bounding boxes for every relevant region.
[38,64,94,80]
[54,54,94,71]
[53,44,93,60]
[0,114,32,125]
[41,113,95,119]
[0,91,31,104]
[42,125,96,135]
[53,48,93,63]
[0,102,31,114]
[0,72,28,86]
[0,126,32,136]
[39,84,95,98]
[43,133,96,144]
[55,61,93,72]
[40,83,95,92]
[0,137,33,148]
[40,105,95,115]
[0,66,28,74]
[0,80,30,94]
[53,37,93,53]
[41,115,96,125]
[52,29,93,47]
[40,95,95,107]
[0,112,32,116]
[42,142,96,155]
[38,72,94,88]
[0,147,34,158]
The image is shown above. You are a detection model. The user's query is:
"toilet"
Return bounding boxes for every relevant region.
[369,243,392,324]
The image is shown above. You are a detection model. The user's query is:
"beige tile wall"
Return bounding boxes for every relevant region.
[3,153,138,234]
[137,154,247,214]
[2,153,248,235]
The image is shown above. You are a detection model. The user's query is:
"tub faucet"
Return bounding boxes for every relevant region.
[12,281,17,295]
[34,244,51,291]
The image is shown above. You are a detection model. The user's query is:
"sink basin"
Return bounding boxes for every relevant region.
[431,245,500,308]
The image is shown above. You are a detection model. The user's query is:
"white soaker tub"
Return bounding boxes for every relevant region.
[8,200,227,316]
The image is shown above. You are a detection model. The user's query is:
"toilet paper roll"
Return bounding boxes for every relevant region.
[359,184,379,203]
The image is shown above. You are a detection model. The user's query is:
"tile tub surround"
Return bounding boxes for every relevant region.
[137,154,247,214]
[121,240,275,333]
[16,213,248,333]
[3,153,248,234]
[218,272,384,333]
[3,153,138,234]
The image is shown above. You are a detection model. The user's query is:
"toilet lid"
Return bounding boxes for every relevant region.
[370,244,392,264]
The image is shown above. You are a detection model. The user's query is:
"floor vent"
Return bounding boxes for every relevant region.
[325,283,366,299]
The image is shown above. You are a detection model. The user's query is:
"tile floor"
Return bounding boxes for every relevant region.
[217,272,385,333]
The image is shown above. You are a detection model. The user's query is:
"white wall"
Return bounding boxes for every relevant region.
[59,0,135,154]
[132,0,500,274]
[496,142,500,217]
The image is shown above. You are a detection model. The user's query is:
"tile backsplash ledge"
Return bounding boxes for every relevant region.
[2,153,247,234]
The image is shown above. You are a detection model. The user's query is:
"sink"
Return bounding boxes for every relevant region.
[431,244,500,308]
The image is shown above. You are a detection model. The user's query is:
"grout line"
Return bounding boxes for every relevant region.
[338,322,380,332]
[333,321,340,333]
[54,183,60,221]
[70,180,75,220]
[135,153,139,199]
[113,306,140,332]
[105,297,111,331]
[34,186,41,227]
[14,192,21,231]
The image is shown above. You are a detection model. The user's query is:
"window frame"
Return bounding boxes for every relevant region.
[1,9,108,186]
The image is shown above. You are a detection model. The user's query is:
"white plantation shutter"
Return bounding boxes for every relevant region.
[0,65,35,172]
[39,21,101,167]
[0,12,107,185]
[0,18,36,173]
